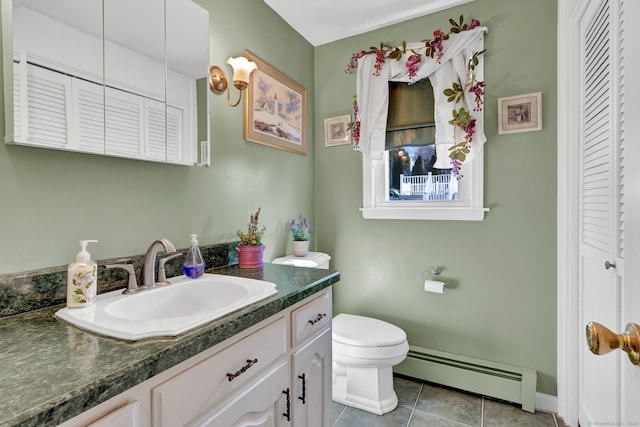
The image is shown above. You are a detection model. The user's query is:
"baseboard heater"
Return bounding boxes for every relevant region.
[394,345,537,413]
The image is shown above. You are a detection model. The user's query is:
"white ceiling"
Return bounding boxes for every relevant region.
[262,0,475,46]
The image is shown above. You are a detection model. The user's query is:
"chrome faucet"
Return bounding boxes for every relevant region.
[139,238,177,289]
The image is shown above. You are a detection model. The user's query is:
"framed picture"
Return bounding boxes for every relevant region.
[498,92,542,135]
[324,115,352,147]
[244,51,307,155]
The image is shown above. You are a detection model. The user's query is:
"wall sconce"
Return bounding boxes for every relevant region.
[209,56,258,107]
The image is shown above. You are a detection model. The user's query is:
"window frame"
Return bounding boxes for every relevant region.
[360,144,487,220]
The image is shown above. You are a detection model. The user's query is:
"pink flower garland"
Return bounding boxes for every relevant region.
[345,16,485,177]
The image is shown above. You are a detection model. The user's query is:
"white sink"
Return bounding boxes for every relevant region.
[55,273,278,341]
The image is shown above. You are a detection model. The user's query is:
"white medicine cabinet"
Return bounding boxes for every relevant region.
[2,0,210,166]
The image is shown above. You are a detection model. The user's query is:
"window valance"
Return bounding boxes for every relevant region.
[352,26,486,175]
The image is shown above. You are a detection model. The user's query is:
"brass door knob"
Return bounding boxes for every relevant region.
[586,321,640,365]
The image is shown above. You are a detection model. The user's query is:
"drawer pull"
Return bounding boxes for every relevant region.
[298,373,307,404]
[226,358,258,382]
[308,313,327,325]
[282,388,291,421]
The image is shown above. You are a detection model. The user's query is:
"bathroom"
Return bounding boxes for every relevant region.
[0,0,563,424]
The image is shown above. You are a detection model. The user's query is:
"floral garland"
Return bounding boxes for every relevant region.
[345,16,485,177]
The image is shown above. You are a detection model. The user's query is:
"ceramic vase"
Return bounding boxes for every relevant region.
[236,245,265,268]
[292,240,309,257]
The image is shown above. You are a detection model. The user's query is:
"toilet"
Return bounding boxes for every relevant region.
[271,252,409,415]
[332,313,409,415]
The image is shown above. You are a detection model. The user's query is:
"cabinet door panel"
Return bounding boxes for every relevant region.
[104,87,144,158]
[72,78,105,154]
[292,328,332,427]
[22,63,72,149]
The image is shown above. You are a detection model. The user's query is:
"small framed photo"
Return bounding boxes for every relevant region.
[324,115,352,147]
[498,92,542,135]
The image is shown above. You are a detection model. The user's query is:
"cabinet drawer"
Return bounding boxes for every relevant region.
[198,361,289,427]
[291,290,331,347]
[152,317,286,427]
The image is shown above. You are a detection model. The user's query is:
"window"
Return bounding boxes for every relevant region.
[356,31,487,221]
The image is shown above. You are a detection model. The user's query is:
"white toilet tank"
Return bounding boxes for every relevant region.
[271,252,331,269]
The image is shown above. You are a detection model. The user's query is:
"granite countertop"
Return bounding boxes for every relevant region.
[0,263,340,427]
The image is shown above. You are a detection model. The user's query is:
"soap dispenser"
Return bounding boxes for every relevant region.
[67,240,98,308]
[183,234,206,279]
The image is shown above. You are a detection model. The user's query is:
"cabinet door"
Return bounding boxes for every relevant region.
[199,361,290,427]
[20,63,72,149]
[291,328,332,427]
[165,104,185,164]
[104,87,144,159]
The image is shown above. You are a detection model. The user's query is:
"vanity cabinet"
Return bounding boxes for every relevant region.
[59,288,333,427]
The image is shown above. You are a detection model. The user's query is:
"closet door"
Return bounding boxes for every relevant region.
[619,1,640,423]
[578,0,625,423]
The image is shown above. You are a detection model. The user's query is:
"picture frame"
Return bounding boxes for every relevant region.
[324,115,352,147]
[244,51,307,155]
[498,92,542,135]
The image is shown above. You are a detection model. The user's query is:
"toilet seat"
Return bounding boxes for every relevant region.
[333,339,409,360]
[333,313,407,347]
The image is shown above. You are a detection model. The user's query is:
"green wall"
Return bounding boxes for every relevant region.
[313,0,558,395]
[0,0,315,274]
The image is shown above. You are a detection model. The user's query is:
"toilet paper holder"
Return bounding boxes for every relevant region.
[421,265,444,279]
[421,266,448,294]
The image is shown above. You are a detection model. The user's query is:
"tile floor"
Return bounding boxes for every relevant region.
[332,375,566,427]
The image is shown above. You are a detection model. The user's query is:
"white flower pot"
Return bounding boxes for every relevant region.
[292,240,310,257]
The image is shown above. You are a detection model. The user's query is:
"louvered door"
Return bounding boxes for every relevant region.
[145,99,167,162]
[166,105,184,164]
[578,0,624,423]
[105,87,144,159]
[19,63,72,149]
[71,78,105,154]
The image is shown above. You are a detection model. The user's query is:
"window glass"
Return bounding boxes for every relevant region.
[385,80,458,202]
[387,144,457,201]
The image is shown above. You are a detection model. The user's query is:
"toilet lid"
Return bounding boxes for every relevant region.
[332,314,407,347]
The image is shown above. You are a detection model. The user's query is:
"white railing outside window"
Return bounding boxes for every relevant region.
[399,172,458,200]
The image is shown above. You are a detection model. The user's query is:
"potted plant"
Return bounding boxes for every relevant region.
[236,208,266,268]
[288,213,312,257]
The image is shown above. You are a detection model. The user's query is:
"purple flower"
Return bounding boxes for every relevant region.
[289,213,312,241]
[469,19,481,30]
[373,49,387,76]
[469,81,485,111]
[345,50,367,74]
[406,54,422,79]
